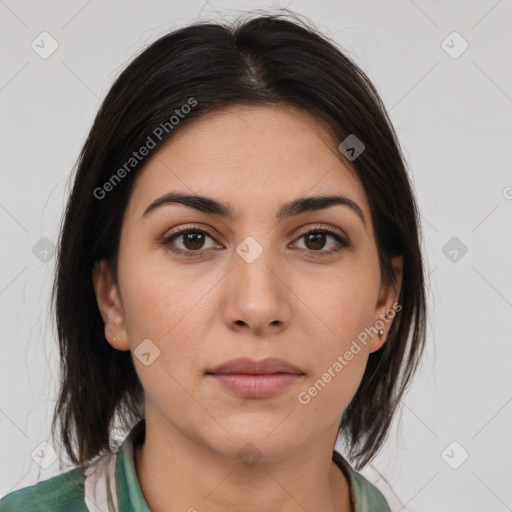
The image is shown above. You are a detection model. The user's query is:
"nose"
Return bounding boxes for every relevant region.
[221,240,292,336]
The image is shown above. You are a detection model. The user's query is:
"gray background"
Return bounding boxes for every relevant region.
[1,1,511,511]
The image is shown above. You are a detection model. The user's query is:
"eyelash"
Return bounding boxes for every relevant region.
[161,224,350,259]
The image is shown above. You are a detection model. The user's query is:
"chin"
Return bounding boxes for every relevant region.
[201,418,310,463]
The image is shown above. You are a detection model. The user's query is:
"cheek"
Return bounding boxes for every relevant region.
[292,267,378,415]
[117,260,213,408]
[295,265,379,347]
[117,252,219,380]
[118,246,209,338]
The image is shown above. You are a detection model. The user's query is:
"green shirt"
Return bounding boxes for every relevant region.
[0,420,390,511]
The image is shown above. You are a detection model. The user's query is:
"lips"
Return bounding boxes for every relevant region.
[208,357,304,376]
[207,357,305,399]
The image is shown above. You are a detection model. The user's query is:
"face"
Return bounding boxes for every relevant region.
[93,104,402,461]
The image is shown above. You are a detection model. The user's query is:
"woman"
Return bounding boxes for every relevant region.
[0,10,426,512]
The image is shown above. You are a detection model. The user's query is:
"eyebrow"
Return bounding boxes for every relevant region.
[142,192,366,228]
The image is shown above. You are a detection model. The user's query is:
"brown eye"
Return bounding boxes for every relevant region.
[292,228,349,257]
[304,232,328,251]
[180,231,206,250]
[162,228,219,258]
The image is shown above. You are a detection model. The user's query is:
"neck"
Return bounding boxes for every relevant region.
[133,415,353,512]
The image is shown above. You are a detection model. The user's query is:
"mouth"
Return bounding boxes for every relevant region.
[206,357,305,399]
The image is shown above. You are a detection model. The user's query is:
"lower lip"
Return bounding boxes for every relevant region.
[209,373,303,399]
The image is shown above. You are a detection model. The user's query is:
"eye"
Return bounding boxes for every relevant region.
[161,225,220,258]
[291,226,349,257]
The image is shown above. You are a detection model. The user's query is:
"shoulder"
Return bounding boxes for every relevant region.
[0,468,88,512]
[332,451,391,512]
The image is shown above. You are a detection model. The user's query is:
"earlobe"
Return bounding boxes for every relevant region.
[92,260,130,351]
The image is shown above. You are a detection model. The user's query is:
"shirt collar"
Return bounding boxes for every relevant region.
[115,419,151,511]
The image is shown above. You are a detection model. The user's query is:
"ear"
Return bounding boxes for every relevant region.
[369,255,403,353]
[92,260,130,351]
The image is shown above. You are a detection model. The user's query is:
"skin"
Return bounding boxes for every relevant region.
[93,104,402,512]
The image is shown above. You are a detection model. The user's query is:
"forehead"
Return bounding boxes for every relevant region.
[125,105,371,224]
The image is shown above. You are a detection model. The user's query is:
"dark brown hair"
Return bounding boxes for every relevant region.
[51,10,427,471]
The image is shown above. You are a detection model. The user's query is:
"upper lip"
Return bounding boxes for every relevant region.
[208,357,304,375]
